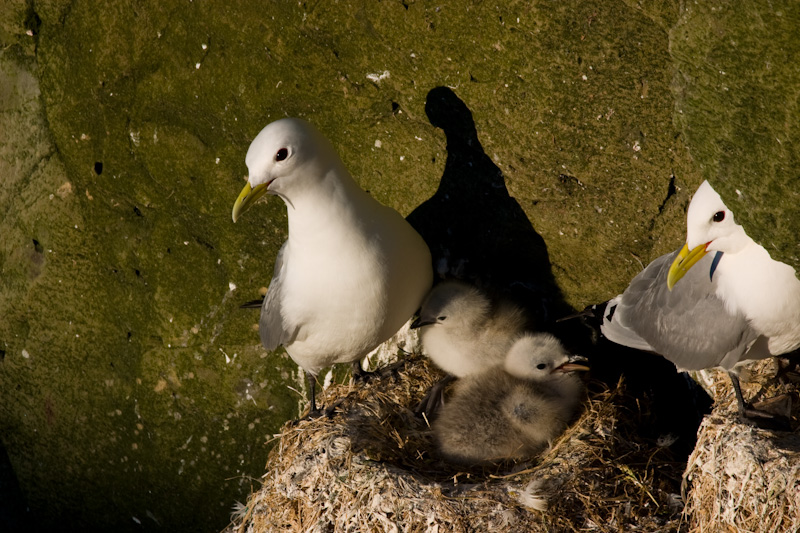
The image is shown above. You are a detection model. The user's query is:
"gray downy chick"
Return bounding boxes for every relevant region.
[411,280,527,377]
[433,333,588,465]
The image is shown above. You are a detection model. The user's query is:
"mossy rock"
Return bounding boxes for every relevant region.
[670,0,800,267]
[0,1,796,531]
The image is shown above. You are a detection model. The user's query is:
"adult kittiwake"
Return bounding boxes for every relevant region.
[232,118,433,416]
[600,180,800,420]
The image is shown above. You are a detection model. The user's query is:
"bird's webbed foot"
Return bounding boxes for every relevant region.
[728,371,792,430]
[291,408,323,426]
[351,359,406,383]
[737,406,792,431]
[292,398,344,425]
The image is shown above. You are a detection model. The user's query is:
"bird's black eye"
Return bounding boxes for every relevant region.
[437,316,447,321]
[712,211,725,223]
[275,148,289,162]
[536,363,547,370]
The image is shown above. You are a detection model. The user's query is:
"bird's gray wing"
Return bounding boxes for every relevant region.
[259,242,294,351]
[608,250,758,370]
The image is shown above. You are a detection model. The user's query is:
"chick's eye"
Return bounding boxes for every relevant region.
[536,363,547,370]
[712,211,725,223]
[437,316,447,321]
[275,148,289,162]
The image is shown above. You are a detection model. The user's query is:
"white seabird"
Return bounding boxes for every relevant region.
[601,180,800,419]
[433,333,588,465]
[232,118,433,416]
[410,280,528,377]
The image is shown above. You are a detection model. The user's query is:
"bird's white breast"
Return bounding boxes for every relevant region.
[280,226,387,367]
[279,197,431,373]
[716,243,800,355]
[420,327,482,377]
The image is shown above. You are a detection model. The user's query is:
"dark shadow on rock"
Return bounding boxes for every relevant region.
[406,87,709,460]
[0,441,36,533]
[588,342,713,459]
[407,87,571,327]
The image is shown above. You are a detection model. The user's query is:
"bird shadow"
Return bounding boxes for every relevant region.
[407,87,570,328]
[406,87,711,459]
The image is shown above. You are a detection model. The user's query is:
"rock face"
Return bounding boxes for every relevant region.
[0,1,797,532]
[670,1,800,267]
[1,4,301,532]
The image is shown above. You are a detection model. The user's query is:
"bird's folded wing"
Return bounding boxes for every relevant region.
[259,243,293,351]
[606,250,760,370]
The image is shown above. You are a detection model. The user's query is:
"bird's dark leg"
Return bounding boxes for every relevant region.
[305,371,321,418]
[290,372,324,424]
[727,371,749,417]
[351,360,368,382]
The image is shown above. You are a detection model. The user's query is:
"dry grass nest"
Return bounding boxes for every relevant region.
[227,352,692,533]
[683,357,800,533]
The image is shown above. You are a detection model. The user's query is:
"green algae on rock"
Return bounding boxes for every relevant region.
[670,0,800,268]
[1,0,798,531]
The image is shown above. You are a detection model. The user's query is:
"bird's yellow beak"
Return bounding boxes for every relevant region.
[667,243,708,290]
[232,180,269,223]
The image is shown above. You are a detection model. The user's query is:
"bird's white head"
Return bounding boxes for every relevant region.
[232,118,339,222]
[504,334,589,381]
[686,180,749,254]
[410,281,490,331]
[667,180,751,290]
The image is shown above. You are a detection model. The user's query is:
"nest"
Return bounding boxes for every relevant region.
[683,359,800,533]
[226,352,690,532]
